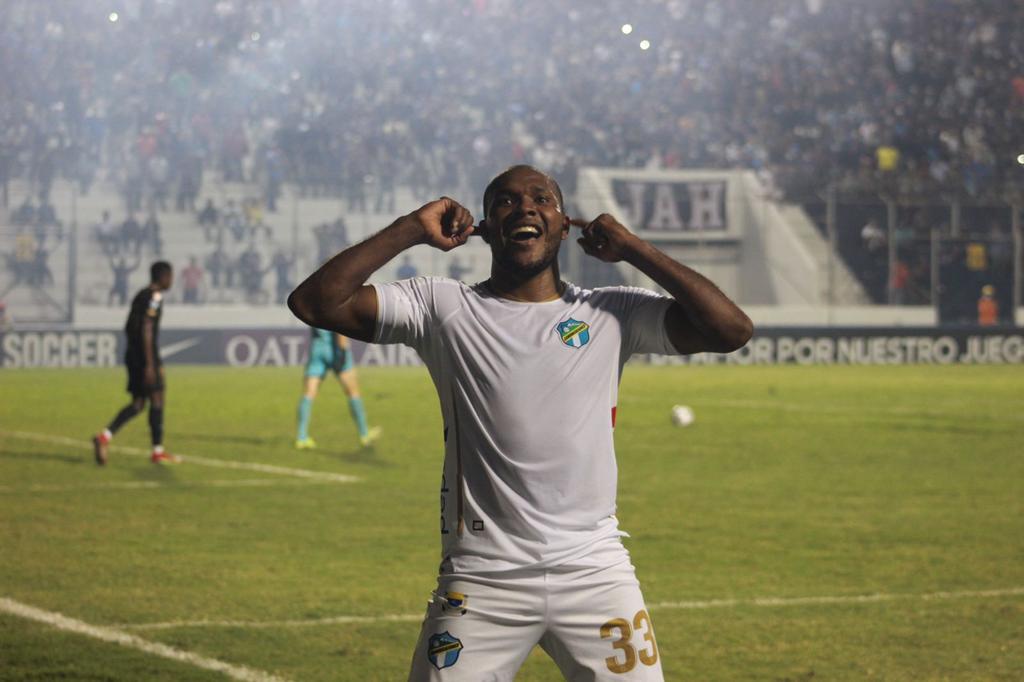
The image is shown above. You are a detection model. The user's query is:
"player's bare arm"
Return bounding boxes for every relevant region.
[572,214,753,354]
[287,197,475,340]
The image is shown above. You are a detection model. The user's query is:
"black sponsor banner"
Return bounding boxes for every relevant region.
[647,327,1024,366]
[611,178,728,233]
[2,327,1022,369]
[0,329,422,369]
[0,330,123,369]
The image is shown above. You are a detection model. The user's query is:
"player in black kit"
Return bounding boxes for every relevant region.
[92,261,177,465]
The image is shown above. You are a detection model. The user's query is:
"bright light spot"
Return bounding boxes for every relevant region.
[640,39,651,50]
[621,23,633,35]
[1017,153,1024,165]
[108,11,119,23]
[250,31,261,41]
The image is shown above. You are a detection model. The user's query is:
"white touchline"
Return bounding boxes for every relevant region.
[117,586,1024,631]
[0,430,360,484]
[0,597,289,682]
[0,478,339,494]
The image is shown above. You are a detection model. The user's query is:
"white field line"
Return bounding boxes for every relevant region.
[0,430,359,484]
[0,597,289,682]
[697,398,1024,423]
[0,478,337,494]
[117,586,1024,631]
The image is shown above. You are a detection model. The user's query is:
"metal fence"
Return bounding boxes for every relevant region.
[804,193,1021,323]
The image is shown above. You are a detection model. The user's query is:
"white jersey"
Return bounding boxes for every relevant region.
[373,277,677,574]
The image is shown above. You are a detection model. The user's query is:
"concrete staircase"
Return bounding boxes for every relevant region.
[765,201,871,305]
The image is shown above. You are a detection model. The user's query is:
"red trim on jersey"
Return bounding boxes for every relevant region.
[611,406,617,428]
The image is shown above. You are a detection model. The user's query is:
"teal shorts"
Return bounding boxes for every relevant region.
[305,341,354,378]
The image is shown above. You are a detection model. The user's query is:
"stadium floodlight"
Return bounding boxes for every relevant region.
[640,39,651,50]
[1017,153,1024,165]
[108,11,119,23]
[621,23,633,35]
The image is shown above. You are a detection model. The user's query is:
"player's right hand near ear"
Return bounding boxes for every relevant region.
[289,197,474,341]
[405,197,475,251]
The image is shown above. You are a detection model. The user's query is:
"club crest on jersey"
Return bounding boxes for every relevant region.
[427,631,463,670]
[555,318,591,348]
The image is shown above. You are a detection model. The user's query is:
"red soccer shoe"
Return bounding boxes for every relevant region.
[92,433,110,466]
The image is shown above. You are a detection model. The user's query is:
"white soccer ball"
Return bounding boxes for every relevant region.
[670,404,695,427]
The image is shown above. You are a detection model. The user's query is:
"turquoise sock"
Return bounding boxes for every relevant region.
[297,396,313,440]
[348,396,369,438]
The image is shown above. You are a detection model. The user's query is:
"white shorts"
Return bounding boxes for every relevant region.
[407,546,664,681]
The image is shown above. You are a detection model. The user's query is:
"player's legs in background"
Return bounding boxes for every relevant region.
[147,388,177,463]
[149,390,164,450]
[95,354,159,464]
[337,366,379,446]
[106,397,146,435]
[407,575,545,681]
[295,375,321,448]
[335,346,379,446]
[540,550,664,681]
[93,395,146,465]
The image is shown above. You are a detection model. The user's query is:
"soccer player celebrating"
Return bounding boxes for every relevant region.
[93,261,178,465]
[295,327,381,449]
[288,166,752,680]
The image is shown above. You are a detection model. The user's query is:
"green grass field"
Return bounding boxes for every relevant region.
[1,364,1023,681]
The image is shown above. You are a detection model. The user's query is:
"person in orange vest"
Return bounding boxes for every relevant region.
[977,285,999,326]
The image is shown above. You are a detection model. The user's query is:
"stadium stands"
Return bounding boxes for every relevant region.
[2,1,1022,205]
[0,1,1021,314]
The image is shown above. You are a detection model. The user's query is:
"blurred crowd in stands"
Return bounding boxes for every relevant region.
[2,200,62,292]
[1,0,1022,314]
[86,196,295,306]
[1,0,1021,213]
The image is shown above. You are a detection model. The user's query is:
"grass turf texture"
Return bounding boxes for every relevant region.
[1,364,1022,681]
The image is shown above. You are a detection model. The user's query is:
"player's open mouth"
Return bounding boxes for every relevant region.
[508,224,542,242]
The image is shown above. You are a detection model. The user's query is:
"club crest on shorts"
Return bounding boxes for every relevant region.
[427,631,463,670]
[442,591,468,615]
[555,318,591,348]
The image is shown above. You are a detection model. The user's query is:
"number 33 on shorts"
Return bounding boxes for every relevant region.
[600,609,659,674]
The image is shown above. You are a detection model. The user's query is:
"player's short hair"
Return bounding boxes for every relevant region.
[483,165,564,218]
[151,261,172,282]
